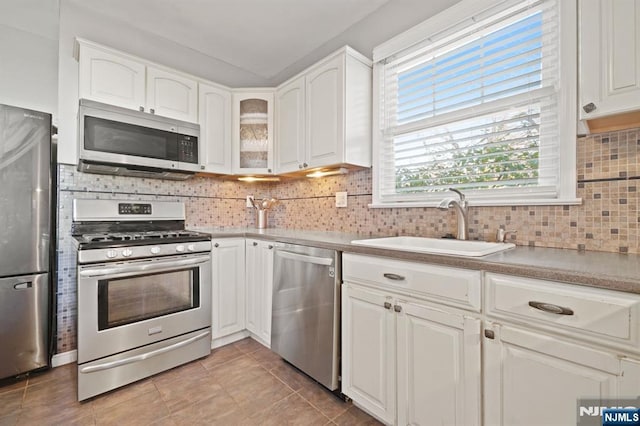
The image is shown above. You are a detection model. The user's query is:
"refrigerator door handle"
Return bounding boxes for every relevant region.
[13,282,33,290]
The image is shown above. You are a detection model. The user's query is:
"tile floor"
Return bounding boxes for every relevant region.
[0,338,382,425]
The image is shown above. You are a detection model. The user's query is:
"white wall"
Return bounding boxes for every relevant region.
[0,1,59,118]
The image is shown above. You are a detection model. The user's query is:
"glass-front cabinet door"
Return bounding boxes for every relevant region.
[232,90,274,174]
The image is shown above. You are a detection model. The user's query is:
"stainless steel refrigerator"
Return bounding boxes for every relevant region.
[0,104,52,379]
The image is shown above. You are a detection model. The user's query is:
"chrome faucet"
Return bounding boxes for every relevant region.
[438,188,469,240]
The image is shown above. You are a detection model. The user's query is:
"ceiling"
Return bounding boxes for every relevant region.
[62,0,461,86]
[67,0,391,81]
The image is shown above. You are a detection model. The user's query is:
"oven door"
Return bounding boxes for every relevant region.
[77,253,211,364]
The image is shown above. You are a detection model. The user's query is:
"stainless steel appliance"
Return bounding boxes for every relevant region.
[78,99,200,180]
[73,199,212,401]
[271,243,341,391]
[0,104,52,380]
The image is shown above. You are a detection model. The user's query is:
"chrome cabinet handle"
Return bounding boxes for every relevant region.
[299,164,303,169]
[139,106,144,112]
[214,243,219,248]
[268,245,273,249]
[150,108,155,114]
[383,302,392,310]
[582,102,596,113]
[484,329,495,340]
[528,301,574,316]
[253,242,258,246]
[302,162,308,168]
[383,273,405,281]
[393,305,402,313]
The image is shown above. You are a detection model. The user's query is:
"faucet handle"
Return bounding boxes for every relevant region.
[496,229,517,243]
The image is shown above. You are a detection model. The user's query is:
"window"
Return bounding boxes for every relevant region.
[372,0,578,207]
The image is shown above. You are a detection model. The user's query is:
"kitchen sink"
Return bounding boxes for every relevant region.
[351,236,515,257]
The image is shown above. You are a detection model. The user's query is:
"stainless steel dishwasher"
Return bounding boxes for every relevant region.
[271,242,341,391]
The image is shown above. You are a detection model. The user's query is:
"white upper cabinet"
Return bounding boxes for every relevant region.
[199,82,232,174]
[275,47,372,174]
[77,40,198,123]
[275,77,305,173]
[78,43,146,111]
[232,90,275,175]
[146,66,198,122]
[579,0,640,121]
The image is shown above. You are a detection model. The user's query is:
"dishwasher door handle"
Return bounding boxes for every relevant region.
[276,250,333,266]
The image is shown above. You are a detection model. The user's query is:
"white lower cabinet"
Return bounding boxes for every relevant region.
[342,282,481,426]
[245,239,274,346]
[483,322,640,426]
[211,238,245,339]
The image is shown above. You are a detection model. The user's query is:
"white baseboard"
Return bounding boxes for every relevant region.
[211,330,249,349]
[51,350,77,367]
[247,332,271,349]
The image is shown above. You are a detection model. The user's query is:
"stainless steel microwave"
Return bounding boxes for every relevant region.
[77,99,200,180]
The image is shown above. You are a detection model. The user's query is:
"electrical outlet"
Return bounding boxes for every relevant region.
[335,192,348,208]
[246,195,254,208]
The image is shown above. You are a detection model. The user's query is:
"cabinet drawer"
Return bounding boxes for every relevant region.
[343,254,481,311]
[485,273,640,348]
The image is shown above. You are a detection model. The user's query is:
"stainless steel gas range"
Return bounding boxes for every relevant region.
[72,199,212,401]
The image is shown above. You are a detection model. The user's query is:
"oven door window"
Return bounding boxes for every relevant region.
[84,116,179,161]
[97,267,199,330]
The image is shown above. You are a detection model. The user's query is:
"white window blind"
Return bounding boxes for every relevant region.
[374,0,575,205]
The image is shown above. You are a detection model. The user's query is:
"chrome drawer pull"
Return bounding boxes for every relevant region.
[528,301,574,316]
[383,302,392,310]
[383,273,405,281]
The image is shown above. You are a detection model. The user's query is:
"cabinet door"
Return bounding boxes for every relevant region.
[232,91,275,174]
[199,83,232,174]
[306,55,344,168]
[397,302,481,426]
[78,44,146,111]
[275,77,305,173]
[580,0,640,119]
[211,239,245,339]
[245,240,274,346]
[342,283,396,425]
[146,66,198,122]
[484,323,620,426]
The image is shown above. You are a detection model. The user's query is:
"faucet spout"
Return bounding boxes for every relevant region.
[438,188,469,240]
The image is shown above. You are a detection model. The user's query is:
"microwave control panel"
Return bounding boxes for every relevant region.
[178,135,198,164]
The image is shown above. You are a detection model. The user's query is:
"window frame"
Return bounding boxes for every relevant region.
[370,0,580,208]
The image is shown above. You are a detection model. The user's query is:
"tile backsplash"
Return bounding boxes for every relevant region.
[55,126,639,354]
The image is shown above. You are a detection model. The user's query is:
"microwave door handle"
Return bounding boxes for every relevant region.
[79,255,210,278]
[276,250,333,266]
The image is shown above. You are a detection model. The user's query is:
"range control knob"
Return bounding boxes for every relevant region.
[150,246,161,255]
[106,249,118,259]
[176,245,185,253]
[187,244,196,252]
[122,248,133,257]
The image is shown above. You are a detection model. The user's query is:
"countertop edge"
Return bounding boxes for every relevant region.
[198,228,640,294]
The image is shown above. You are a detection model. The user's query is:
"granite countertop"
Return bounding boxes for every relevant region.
[194,227,640,294]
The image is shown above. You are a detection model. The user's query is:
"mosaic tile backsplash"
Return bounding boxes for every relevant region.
[55,127,639,353]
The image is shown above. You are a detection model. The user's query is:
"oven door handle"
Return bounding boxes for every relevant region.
[79,330,211,374]
[79,255,210,277]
